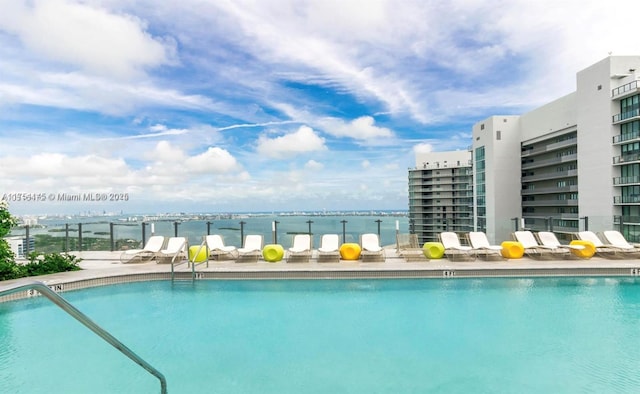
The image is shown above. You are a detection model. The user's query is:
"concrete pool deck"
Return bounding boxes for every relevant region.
[3,248,640,301]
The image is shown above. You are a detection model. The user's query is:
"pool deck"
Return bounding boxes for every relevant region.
[3,246,640,302]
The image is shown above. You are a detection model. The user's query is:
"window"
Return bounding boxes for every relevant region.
[496,130,501,140]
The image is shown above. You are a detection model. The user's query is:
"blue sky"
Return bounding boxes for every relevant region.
[1,0,639,215]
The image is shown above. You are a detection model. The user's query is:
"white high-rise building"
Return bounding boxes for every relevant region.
[473,56,640,243]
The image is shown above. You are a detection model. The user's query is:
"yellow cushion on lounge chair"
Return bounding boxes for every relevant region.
[423,242,445,259]
[188,245,209,263]
[263,244,284,262]
[340,243,362,260]
[501,241,524,259]
[570,240,595,258]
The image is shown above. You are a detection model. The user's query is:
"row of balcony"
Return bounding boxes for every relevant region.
[408,170,472,178]
[521,153,577,170]
[410,196,473,207]
[408,178,473,186]
[520,137,577,157]
[409,194,474,200]
[521,185,578,195]
[521,169,577,182]
[408,186,472,193]
[521,200,578,207]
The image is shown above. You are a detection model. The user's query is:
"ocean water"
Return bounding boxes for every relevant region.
[10,214,408,250]
[2,277,640,393]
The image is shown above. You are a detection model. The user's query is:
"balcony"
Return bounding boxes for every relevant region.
[521,154,577,170]
[521,137,576,157]
[521,169,578,182]
[613,152,640,165]
[613,175,640,186]
[612,80,640,100]
[521,200,578,207]
[613,108,640,124]
[521,185,577,195]
[613,130,640,145]
[614,195,640,204]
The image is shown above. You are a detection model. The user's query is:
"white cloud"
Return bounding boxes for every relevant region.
[145,141,240,174]
[304,160,324,171]
[0,70,221,115]
[185,147,239,174]
[256,125,327,158]
[361,160,371,169]
[0,0,174,80]
[321,116,394,140]
[413,143,433,154]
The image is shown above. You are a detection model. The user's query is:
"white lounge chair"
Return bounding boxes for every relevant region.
[440,232,475,261]
[602,230,640,249]
[158,237,187,264]
[360,233,385,262]
[601,230,640,257]
[536,231,585,257]
[513,231,566,259]
[119,235,165,263]
[396,233,426,261]
[577,231,628,258]
[286,234,312,263]
[317,234,340,262]
[467,232,503,260]
[205,234,238,260]
[237,234,263,262]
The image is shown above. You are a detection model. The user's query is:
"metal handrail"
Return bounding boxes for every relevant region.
[0,281,167,394]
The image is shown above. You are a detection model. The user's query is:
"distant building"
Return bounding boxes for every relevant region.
[5,236,35,258]
[411,55,640,244]
[408,150,474,244]
[19,216,39,226]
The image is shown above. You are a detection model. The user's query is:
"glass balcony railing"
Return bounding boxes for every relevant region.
[613,175,640,185]
[612,130,640,144]
[613,108,640,123]
[614,195,640,204]
[612,80,639,99]
[613,152,640,164]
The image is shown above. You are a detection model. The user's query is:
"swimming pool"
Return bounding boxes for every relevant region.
[2,277,640,393]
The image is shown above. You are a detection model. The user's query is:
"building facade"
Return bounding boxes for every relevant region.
[408,150,473,244]
[409,56,640,245]
[473,55,640,243]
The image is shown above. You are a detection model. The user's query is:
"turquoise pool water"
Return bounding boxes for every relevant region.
[2,277,640,393]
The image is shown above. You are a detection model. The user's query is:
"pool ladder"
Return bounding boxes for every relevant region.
[170,240,209,281]
[0,281,168,394]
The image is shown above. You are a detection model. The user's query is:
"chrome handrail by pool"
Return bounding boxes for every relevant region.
[0,281,168,394]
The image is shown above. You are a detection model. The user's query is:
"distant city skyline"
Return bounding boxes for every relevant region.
[1,0,639,215]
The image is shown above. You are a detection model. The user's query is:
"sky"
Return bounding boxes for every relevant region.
[1,0,639,215]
